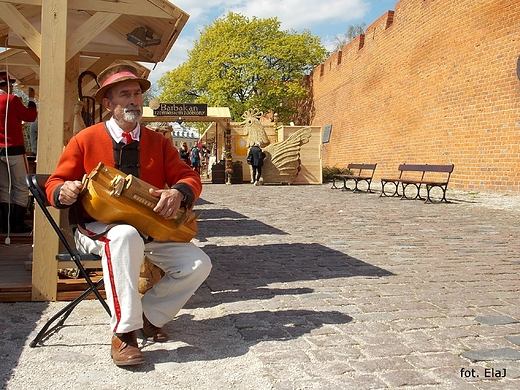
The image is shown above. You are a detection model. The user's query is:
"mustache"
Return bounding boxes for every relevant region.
[123,105,142,114]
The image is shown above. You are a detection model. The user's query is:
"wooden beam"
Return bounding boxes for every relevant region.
[68,0,184,19]
[0,0,186,19]
[0,1,42,5]
[24,47,41,66]
[0,48,39,66]
[66,12,121,62]
[32,0,68,302]
[76,51,149,62]
[0,2,41,58]
[156,11,189,62]
[0,47,20,61]
[64,54,80,144]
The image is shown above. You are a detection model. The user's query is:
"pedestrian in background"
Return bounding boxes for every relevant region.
[179,142,190,165]
[246,142,265,186]
[190,144,201,174]
[29,117,38,155]
[0,71,38,233]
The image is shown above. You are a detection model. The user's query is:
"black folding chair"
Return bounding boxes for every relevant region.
[26,174,111,347]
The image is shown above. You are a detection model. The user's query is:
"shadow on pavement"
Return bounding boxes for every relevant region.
[196,209,287,240]
[141,309,354,366]
[185,242,393,309]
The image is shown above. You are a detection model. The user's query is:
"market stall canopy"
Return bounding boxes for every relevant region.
[0,48,150,96]
[0,0,186,96]
[0,0,189,64]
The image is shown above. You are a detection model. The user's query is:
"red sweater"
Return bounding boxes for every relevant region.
[45,122,202,206]
[0,93,38,148]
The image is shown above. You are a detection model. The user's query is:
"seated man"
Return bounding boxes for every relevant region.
[45,63,212,366]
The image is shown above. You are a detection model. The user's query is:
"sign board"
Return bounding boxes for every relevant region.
[322,124,332,143]
[153,103,208,117]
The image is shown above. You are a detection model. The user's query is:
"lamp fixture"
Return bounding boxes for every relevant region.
[126,27,161,48]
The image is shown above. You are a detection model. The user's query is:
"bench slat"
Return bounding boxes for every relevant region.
[348,163,377,170]
[398,164,454,173]
[333,174,372,180]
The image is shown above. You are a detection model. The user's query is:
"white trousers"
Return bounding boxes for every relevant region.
[74,222,212,334]
[0,154,29,206]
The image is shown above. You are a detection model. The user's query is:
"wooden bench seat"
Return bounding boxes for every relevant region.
[380,163,454,203]
[331,163,377,193]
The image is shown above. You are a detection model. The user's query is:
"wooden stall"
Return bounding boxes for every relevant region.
[0,0,189,301]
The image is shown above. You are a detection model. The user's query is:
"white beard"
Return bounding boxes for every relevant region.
[122,106,142,122]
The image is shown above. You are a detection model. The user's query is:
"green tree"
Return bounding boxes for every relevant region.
[331,23,366,53]
[158,12,328,122]
[142,83,159,106]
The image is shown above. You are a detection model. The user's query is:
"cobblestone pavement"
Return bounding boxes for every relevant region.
[2,183,520,389]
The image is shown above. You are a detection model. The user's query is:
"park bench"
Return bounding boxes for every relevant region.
[331,163,377,193]
[380,163,454,203]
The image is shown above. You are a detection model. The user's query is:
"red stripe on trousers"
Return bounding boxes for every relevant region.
[99,236,122,332]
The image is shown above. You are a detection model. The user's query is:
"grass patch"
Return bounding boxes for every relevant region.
[322,166,351,182]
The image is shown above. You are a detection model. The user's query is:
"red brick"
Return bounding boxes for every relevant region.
[303,0,520,194]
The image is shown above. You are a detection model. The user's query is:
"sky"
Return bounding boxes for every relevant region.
[147,0,398,84]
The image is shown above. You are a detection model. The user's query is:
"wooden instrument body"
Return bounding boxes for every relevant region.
[80,163,198,242]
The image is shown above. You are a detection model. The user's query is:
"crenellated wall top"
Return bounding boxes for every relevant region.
[313,0,444,77]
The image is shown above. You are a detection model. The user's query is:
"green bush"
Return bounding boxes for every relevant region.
[322,166,351,182]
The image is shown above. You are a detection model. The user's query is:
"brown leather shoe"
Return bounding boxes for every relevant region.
[111,331,145,366]
[141,314,168,342]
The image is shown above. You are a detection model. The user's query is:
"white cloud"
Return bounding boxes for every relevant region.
[149,0,371,84]
[227,0,369,30]
[174,0,369,31]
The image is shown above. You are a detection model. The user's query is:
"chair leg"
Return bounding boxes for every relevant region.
[30,279,107,347]
[74,260,111,315]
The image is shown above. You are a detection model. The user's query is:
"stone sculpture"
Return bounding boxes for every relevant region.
[240,108,311,184]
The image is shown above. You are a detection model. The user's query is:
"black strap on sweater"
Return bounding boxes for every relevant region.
[73,123,142,240]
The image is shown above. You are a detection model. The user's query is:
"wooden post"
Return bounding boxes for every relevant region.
[32,0,68,301]
[64,54,80,144]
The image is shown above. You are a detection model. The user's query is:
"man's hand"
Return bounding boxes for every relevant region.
[28,87,35,99]
[58,180,82,206]
[149,188,184,219]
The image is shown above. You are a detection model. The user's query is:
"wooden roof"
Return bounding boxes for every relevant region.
[0,1,189,62]
[0,0,189,93]
[0,48,151,97]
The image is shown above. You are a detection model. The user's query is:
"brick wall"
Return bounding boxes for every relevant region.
[306,0,520,193]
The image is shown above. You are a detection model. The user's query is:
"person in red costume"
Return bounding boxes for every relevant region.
[0,71,38,233]
[45,63,211,367]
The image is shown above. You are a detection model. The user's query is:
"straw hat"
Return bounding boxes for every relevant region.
[95,63,150,104]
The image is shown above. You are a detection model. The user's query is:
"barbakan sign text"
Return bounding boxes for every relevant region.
[153,104,207,116]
